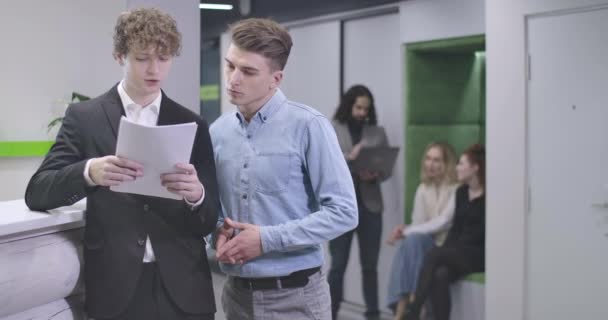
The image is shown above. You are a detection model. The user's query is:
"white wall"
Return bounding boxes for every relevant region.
[342,13,403,310]
[0,0,200,201]
[0,0,125,201]
[400,0,485,44]
[281,21,341,118]
[486,0,608,319]
[0,0,125,142]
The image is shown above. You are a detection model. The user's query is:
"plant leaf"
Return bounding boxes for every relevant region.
[47,117,64,132]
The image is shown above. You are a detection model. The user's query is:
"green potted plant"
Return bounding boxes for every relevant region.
[47,92,90,132]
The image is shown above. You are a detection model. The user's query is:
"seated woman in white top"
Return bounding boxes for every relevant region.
[386,142,458,320]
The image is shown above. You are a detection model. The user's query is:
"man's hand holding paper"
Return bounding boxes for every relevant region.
[161,163,204,203]
[109,116,200,200]
[89,155,144,186]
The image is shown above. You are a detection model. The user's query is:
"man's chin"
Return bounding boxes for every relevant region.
[229,97,240,105]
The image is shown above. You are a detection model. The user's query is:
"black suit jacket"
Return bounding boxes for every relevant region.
[25,85,219,318]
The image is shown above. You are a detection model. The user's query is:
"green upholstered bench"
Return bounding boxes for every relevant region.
[463,272,485,284]
[450,273,485,320]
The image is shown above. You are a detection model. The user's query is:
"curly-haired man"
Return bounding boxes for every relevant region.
[26,8,219,320]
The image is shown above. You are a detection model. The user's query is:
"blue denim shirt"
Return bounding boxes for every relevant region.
[209,89,358,277]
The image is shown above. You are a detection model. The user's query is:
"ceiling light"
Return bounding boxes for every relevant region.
[199,3,233,10]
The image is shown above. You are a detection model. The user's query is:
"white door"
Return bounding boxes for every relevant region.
[527,7,608,320]
[343,13,403,312]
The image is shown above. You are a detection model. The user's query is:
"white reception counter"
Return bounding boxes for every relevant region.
[0,199,86,320]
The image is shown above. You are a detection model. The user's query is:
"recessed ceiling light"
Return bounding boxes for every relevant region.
[199,3,233,10]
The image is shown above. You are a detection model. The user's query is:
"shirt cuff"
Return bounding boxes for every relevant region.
[83,159,97,186]
[184,183,205,208]
[260,225,281,253]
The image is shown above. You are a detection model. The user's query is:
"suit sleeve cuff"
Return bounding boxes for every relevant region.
[184,183,205,209]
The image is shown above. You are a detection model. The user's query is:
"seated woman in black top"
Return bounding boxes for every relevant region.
[404,144,485,320]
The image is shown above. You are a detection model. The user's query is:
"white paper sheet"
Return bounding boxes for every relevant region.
[110,117,198,200]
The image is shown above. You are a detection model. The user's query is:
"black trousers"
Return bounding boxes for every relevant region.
[328,207,382,319]
[97,263,214,320]
[410,246,484,320]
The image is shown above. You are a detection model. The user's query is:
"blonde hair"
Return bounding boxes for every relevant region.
[113,7,181,58]
[420,142,457,185]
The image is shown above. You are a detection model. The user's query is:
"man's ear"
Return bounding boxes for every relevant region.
[270,70,283,90]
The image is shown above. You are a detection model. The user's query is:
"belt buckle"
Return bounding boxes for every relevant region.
[276,278,283,289]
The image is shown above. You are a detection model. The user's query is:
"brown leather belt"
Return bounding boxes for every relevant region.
[232,267,320,290]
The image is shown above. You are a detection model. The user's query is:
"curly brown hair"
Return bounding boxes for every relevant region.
[229,18,292,71]
[113,7,181,58]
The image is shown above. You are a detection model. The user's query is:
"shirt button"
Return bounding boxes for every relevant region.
[243,163,248,168]
[247,134,251,139]
[242,194,248,199]
[137,238,145,246]
[143,204,149,212]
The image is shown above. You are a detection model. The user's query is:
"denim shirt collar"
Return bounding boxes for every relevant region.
[235,89,286,125]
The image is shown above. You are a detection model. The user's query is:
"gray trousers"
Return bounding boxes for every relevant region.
[222,269,331,320]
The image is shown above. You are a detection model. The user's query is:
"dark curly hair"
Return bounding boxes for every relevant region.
[333,84,377,125]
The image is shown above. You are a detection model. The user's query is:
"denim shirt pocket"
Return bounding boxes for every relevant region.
[253,152,292,194]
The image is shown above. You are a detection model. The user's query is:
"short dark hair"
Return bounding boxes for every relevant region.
[229,18,293,71]
[113,7,181,58]
[333,84,377,125]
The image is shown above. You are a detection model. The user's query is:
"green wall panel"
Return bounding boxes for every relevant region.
[0,141,53,157]
[404,35,486,223]
[407,35,485,53]
[407,52,483,125]
[464,272,486,284]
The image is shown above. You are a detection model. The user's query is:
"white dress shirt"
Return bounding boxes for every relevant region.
[83,80,204,262]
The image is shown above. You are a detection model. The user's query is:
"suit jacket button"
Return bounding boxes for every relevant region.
[137,238,145,246]
[143,204,150,212]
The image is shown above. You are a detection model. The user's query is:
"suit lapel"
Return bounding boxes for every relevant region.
[99,88,184,149]
[100,84,125,140]
[156,91,181,126]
